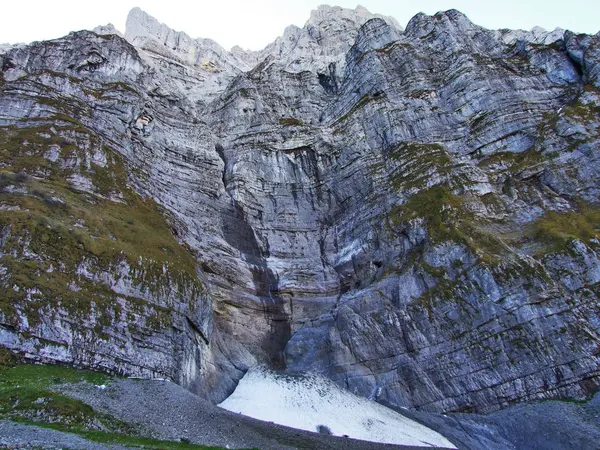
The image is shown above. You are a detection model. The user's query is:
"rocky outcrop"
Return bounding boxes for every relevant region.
[248,5,402,81]
[92,24,123,39]
[1,6,600,413]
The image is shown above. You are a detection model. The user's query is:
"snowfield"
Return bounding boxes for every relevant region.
[218,367,457,448]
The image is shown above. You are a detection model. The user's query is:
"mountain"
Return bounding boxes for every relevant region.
[1,4,600,419]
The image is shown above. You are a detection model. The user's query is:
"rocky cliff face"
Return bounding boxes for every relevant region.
[1,5,600,413]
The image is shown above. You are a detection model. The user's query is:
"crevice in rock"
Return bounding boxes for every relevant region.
[318,62,339,94]
[250,265,291,369]
[566,52,585,78]
[186,316,209,345]
[214,143,227,191]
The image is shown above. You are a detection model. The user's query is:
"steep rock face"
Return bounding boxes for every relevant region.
[0,31,224,399]
[1,7,600,413]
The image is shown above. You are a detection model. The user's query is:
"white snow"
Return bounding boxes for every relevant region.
[218,366,457,448]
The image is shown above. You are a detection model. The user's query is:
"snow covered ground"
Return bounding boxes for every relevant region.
[218,366,457,448]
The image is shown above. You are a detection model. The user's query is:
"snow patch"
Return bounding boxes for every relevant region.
[219,366,456,448]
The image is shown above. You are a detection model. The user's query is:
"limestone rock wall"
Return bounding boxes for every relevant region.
[1,6,600,412]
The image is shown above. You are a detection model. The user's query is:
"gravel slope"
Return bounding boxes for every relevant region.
[56,378,600,450]
[2,376,598,449]
[0,420,129,449]
[58,379,455,450]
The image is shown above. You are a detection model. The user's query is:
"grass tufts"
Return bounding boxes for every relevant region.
[531,202,600,253]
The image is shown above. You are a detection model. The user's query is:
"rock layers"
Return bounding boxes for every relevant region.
[1,6,600,413]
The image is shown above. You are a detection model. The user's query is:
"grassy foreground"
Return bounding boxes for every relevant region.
[0,348,225,449]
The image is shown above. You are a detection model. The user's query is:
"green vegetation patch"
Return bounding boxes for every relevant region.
[332,92,382,125]
[39,70,83,85]
[0,117,204,331]
[0,171,202,297]
[220,86,253,105]
[47,425,228,449]
[103,81,138,94]
[530,202,600,253]
[83,81,139,100]
[529,40,564,52]
[0,121,202,285]
[0,123,82,176]
[0,359,113,428]
[469,111,494,134]
[477,147,546,173]
[374,41,398,54]
[387,142,451,190]
[390,185,462,238]
[278,117,304,127]
[563,99,600,123]
[389,185,508,264]
[0,358,226,449]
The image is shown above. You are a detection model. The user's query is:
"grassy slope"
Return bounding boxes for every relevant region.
[0,114,204,334]
[0,349,225,449]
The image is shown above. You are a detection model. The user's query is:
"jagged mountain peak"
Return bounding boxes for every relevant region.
[122,5,402,56]
[404,9,478,37]
[124,7,226,54]
[405,8,565,45]
[240,4,403,83]
[117,4,407,101]
[305,3,402,33]
[121,6,251,103]
[124,7,162,41]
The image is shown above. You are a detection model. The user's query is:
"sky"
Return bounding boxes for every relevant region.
[1,0,599,51]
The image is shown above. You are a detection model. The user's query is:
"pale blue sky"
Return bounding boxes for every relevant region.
[2,0,598,50]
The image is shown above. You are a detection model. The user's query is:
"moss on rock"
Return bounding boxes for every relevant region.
[531,202,600,253]
[0,116,204,338]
